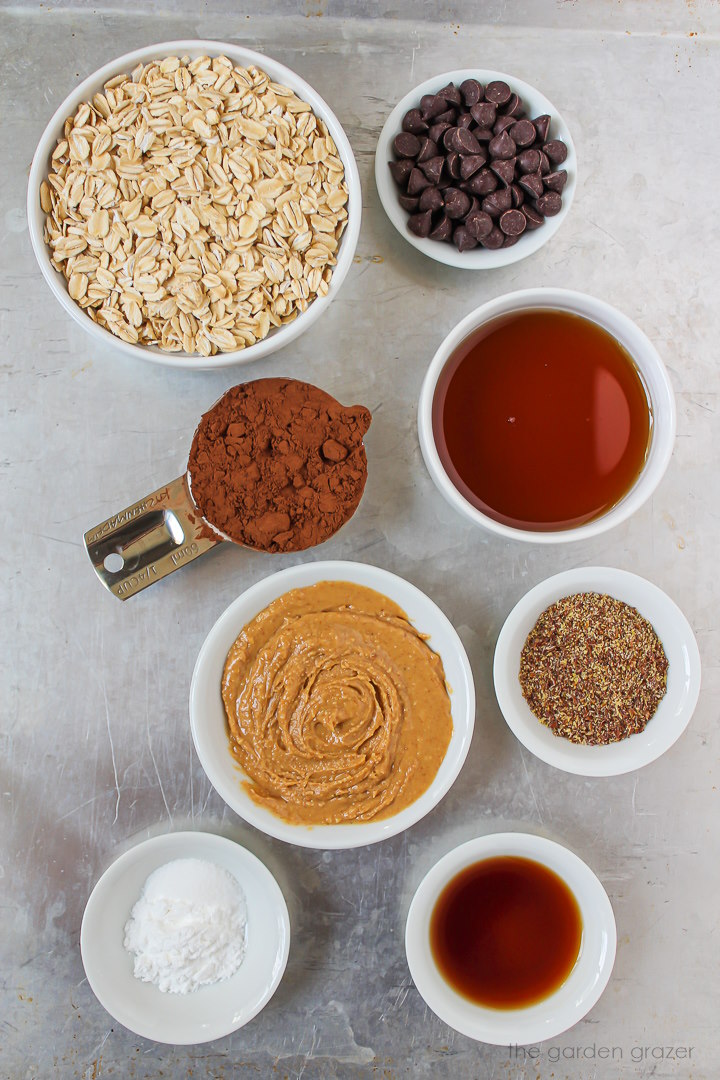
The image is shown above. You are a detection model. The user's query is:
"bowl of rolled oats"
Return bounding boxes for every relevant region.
[27,41,361,368]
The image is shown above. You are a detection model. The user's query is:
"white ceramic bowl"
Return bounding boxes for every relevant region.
[190,560,475,849]
[27,40,361,370]
[405,832,616,1045]
[418,288,676,543]
[493,566,701,776]
[80,831,290,1044]
[375,69,576,269]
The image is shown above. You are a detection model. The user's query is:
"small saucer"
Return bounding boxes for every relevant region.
[80,831,290,1044]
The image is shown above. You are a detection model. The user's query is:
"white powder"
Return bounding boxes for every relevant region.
[123,857,248,994]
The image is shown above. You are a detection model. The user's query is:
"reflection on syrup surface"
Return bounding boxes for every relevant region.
[430,856,583,1009]
[433,310,652,530]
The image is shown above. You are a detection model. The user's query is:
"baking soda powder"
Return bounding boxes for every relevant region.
[123,857,248,994]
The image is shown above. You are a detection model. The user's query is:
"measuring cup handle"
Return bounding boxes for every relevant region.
[83,475,222,600]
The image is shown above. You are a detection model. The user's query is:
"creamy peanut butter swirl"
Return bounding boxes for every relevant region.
[222,581,453,825]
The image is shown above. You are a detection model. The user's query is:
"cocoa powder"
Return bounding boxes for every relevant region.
[187,378,371,552]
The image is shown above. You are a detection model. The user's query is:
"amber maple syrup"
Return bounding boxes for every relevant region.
[433,310,652,530]
[430,856,583,1009]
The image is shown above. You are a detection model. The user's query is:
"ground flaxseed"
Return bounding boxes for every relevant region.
[518,592,668,745]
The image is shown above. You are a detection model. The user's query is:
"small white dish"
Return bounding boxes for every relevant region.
[27,40,361,370]
[493,566,701,776]
[190,560,475,850]
[375,69,576,269]
[417,288,676,544]
[80,830,290,1044]
[405,832,616,1045]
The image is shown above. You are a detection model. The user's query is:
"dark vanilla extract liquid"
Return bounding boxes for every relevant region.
[433,310,652,530]
[430,856,583,1009]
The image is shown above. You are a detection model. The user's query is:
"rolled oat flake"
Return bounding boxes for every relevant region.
[519,592,669,745]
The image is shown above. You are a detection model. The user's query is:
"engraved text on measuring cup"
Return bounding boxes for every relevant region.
[87,487,171,545]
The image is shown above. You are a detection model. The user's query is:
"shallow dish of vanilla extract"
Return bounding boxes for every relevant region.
[432,309,653,532]
[429,855,583,1008]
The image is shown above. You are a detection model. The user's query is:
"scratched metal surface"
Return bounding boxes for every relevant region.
[1,2,719,1078]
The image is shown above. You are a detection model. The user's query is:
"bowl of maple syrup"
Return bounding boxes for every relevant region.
[405,832,617,1044]
[418,288,676,543]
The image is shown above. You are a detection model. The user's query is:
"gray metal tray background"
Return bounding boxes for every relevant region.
[1,2,718,1077]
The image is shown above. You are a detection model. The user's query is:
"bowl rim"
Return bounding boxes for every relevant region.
[417,287,677,543]
[27,38,361,370]
[374,67,577,270]
[492,566,702,776]
[189,559,476,849]
[80,830,291,1044]
[405,832,617,1044]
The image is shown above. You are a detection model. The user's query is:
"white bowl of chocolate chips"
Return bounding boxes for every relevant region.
[375,69,576,268]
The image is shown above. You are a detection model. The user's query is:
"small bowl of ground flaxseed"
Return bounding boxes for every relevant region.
[493,566,701,777]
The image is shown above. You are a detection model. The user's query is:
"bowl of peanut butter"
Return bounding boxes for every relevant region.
[190,560,476,849]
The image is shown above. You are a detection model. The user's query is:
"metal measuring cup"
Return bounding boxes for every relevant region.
[84,381,370,601]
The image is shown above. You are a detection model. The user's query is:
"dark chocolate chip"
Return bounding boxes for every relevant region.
[453,225,478,252]
[533,114,551,142]
[464,168,497,195]
[470,101,496,127]
[481,188,512,217]
[407,167,432,195]
[418,186,444,213]
[393,132,421,158]
[460,78,484,106]
[420,155,445,184]
[485,80,512,105]
[535,190,563,216]
[428,121,452,143]
[543,140,568,164]
[522,204,544,230]
[518,171,544,199]
[502,93,523,117]
[402,109,428,135]
[459,153,487,179]
[502,233,520,247]
[438,81,463,106]
[543,170,568,193]
[511,119,536,147]
[517,148,541,174]
[416,137,439,164]
[434,108,457,125]
[465,209,493,239]
[420,94,448,121]
[442,126,459,151]
[445,151,461,179]
[429,215,453,241]
[480,225,505,248]
[499,208,527,236]
[408,209,433,237]
[398,194,420,212]
[456,113,474,130]
[488,129,516,159]
[510,183,525,208]
[493,115,517,136]
[444,187,472,220]
[454,127,482,155]
[490,158,516,187]
[473,127,495,143]
[537,150,551,175]
[388,159,413,186]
